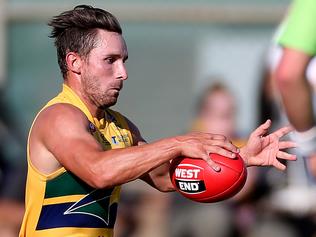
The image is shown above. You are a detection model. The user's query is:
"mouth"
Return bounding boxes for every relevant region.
[111,88,121,93]
[113,84,123,91]
[110,87,122,97]
[109,82,123,96]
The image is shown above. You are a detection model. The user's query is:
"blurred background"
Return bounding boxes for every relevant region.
[4,0,316,237]
[1,0,290,140]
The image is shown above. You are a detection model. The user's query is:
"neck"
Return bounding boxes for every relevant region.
[64,78,105,120]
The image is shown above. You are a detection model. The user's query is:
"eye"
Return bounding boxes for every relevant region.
[105,57,115,64]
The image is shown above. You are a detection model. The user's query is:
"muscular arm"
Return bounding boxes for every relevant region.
[30,104,238,190]
[275,48,315,131]
[126,118,174,192]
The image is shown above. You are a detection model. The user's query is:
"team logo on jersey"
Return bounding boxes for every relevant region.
[36,188,118,230]
[63,189,114,225]
[174,164,206,194]
[111,135,129,145]
[111,136,119,144]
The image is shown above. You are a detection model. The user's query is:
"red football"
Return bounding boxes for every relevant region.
[169,153,247,203]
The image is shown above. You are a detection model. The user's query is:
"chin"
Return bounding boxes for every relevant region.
[100,99,117,109]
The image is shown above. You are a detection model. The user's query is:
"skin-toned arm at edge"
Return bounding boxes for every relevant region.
[275,48,315,132]
[29,103,239,190]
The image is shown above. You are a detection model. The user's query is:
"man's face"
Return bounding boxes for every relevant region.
[81,30,128,108]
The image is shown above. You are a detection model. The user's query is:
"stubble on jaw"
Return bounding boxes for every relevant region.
[82,75,117,109]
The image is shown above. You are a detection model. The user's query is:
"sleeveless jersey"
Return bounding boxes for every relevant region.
[19,84,133,237]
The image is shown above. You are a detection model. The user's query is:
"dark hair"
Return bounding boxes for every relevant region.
[48,5,122,78]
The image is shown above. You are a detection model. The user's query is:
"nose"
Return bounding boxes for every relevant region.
[116,61,128,81]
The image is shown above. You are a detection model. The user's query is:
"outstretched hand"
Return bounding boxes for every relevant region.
[240,119,297,170]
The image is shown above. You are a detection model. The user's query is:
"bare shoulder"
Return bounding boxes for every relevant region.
[36,103,87,125]
[32,103,89,143]
[29,103,90,174]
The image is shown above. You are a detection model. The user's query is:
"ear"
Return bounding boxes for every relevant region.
[65,52,83,74]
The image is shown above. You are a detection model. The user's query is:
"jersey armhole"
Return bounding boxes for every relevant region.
[26,102,86,181]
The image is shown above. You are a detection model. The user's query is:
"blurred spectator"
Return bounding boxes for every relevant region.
[169,81,259,237]
[0,89,26,236]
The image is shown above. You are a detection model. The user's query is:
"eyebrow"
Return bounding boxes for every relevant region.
[104,53,128,61]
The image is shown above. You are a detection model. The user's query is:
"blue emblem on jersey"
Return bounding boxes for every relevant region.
[89,122,96,133]
[111,136,119,144]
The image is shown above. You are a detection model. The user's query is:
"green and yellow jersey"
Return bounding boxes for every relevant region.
[19,84,133,237]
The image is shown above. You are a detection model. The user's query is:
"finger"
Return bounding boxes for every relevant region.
[200,154,221,172]
[272,126,294,138]
[251,119,271,137]
[278,141,298,150]
[208,146,238,159]
[273,161,286,171]
[207,133,227,141]
[193,132,227,141]
[205,140,239,153]
[277,151,297,161]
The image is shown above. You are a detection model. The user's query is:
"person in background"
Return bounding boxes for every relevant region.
[169,81,259,237]
[0,90,26,237]
[242,45,316,237]
[275,0,316,156]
